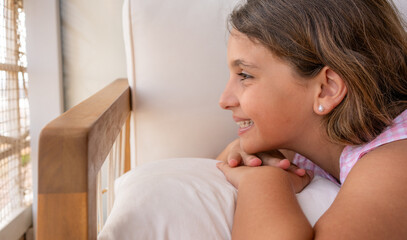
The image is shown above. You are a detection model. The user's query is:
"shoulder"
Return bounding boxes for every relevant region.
[315,139,407,239]
[340,109,407,183]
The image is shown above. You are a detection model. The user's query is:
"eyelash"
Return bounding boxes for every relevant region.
[237,72,253,81]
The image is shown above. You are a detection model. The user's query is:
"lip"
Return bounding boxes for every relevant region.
[233,116,250,122]
[238,124,253,136]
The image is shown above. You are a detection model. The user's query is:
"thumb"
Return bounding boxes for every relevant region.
[227,152,242,167]
[216,161,230,174]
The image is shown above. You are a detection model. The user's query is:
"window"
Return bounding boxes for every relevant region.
[0,0,31,228]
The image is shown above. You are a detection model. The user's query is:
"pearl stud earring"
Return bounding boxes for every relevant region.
[318,105,324,112]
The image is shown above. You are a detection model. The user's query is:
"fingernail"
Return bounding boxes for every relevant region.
[296,168,306,176]
[228,159,237,166]
[249,158,262,166]
[278,159,290,169]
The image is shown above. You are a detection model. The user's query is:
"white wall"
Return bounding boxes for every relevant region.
[60,0,127,109]
[26,0,126,238]
[25,0,64,238]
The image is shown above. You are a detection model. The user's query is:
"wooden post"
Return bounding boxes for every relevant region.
[37,79,131,240]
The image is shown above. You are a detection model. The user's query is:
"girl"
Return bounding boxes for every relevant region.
[216,0,407,239]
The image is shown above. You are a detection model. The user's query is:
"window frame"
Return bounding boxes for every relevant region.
[0,204,32,239]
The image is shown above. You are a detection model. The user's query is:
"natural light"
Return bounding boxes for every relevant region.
[0,0,31,228]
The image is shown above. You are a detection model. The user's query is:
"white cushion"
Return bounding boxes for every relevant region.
[98,158,339,240]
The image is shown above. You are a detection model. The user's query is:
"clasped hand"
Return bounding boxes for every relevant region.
[216,139,313,193]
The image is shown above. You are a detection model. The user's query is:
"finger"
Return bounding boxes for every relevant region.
[256,152,282,166]
[277,159,291,169]
[278,159,307,177]
[300,170,314,191]
[306,170,314,180]
[227,152,242,167]
[243,155,262,167]
[294,169,315,193]
[295,168,306,177]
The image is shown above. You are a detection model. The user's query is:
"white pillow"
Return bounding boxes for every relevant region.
[98,158,340,240]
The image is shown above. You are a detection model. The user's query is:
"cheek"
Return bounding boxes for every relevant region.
[241,89,279,124]
[239,92,267,120]
[241,95,279,135]
[242,90,300,143]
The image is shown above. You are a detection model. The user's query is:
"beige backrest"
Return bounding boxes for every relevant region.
[394,0,407,19]
[123,0,240,165]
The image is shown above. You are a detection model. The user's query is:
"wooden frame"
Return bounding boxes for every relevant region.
[37,79,131,240]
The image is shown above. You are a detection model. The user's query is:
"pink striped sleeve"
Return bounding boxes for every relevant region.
[340,109,407,183]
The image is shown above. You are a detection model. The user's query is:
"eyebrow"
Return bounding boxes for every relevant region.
[232,59,259,69]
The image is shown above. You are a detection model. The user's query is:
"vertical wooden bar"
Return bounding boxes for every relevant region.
[124,115,131,173]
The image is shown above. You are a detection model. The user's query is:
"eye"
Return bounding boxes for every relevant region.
[237,72,253,81]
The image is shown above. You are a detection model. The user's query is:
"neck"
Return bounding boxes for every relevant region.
[288,130,345,181]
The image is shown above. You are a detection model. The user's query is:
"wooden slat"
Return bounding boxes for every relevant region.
[37,79,131,240]
[124,115,131,173]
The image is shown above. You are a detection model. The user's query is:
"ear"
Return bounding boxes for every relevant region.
[313,67,347,115]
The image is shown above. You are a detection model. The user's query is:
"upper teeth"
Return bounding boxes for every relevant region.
[237,120,253,128]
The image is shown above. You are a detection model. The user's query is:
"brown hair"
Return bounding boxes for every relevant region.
[229,0,407,145]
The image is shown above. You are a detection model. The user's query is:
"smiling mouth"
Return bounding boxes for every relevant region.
[236,120,254,128]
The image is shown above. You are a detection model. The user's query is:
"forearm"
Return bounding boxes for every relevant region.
[232,168,313,240]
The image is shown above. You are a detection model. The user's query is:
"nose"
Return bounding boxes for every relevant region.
[219,78,239,110]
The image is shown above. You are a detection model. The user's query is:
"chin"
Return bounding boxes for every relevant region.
[240,139,267,155]
[241,135,280,154]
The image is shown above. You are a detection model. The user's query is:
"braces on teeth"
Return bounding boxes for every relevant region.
[237,120,254,128]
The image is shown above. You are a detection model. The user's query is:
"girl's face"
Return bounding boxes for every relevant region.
[220,30,316,154]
